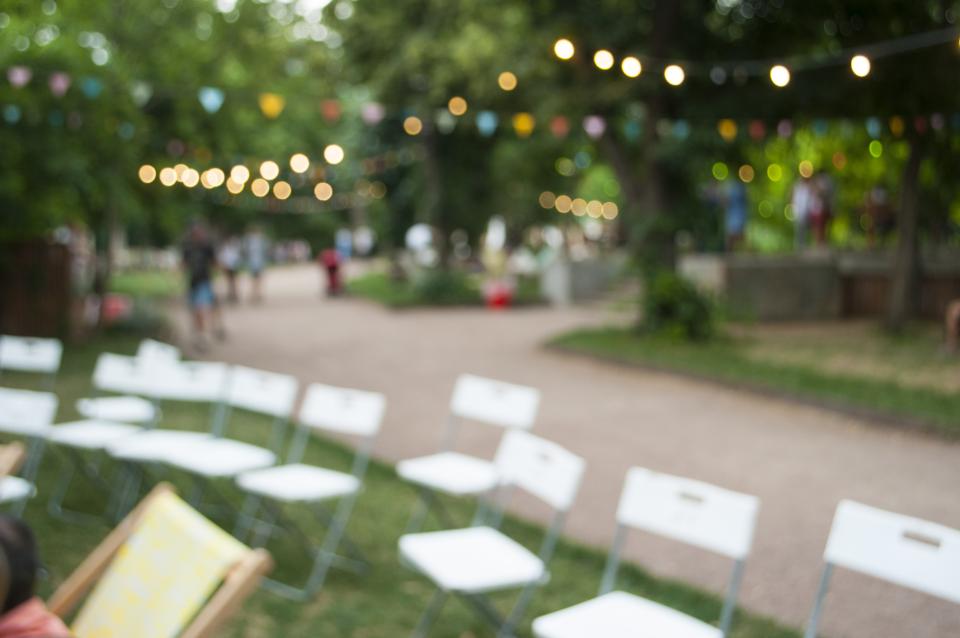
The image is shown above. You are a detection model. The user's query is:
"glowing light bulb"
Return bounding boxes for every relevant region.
[138,165,157,184]
[290,153,310,173]
[664,64,685,86]
[251,178,270,197]
[850,54,871,78]
[593,50,614,70]
[230,165,250,184]
[323,144,344,165]
[259,160,279,180]
[554,38,575,60]
[181,168,200,188]
[538,191,556,208]
[601,202,618,220]
[497,71,517,91]
[226,178,244,194]
[621,56,642,78]
[769,64,791,87]
[314,182,333,201]
[403,116,423,136]
[273,180,292,200]
[159,167,177,186]
[554,195,572,213]
[448,96,468,116]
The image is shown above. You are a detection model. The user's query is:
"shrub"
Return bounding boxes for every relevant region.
[641,271,715,341]
[411,269,482,306]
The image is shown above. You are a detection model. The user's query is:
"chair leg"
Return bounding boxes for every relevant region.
[405,489,433,534]
[21,436,46,484]
[412,589,447,638]
[233,493,262,542]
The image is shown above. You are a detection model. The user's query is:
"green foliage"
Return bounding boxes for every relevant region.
[641,271,716,341]
[411,268,481,305]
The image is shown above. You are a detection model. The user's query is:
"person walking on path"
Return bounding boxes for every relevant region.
[244,226,269,304]
[219,236,242,304]
[182,221,224,351]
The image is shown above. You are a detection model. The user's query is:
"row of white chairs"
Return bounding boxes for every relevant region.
[1,335,958,637]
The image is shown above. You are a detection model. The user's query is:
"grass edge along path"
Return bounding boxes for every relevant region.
[549,327,960,439]
[9,336,799,637]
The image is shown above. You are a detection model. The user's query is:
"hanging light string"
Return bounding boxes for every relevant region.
[558,26,960,83]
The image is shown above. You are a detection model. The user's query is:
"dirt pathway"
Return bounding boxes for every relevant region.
[181,265,960,638]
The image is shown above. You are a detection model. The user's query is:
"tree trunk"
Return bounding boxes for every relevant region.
[885,136,924,332]
[420,124,449,269]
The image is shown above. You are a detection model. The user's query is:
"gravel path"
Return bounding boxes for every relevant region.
[181,265,960,638]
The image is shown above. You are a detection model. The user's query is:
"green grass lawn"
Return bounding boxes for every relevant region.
[5,336,798,637]
[110,269,184,299]
[551,327,960,438]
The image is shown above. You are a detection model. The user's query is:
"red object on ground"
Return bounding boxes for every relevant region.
[320,249,341,295]
[102,294,133,323]
[484,281,513,309]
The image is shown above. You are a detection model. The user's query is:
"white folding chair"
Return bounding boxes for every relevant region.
[161,365,298,509]
[400,430,584,637]
[805,499,960,638]
[0,386,59,514]
[0,334,63,390]
[105,359,231,515]
[397,373,540,532]
[235,382,386,599]
[533,467,759,638]
[46,349,181,521]
[0,442,35,514]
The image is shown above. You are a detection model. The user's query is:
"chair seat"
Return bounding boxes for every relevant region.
[107,430,212,463]
[166,438,276,478]
[0,476,35,504]
[399,526,545,594]
[396,452,499,496]
[76,396,157,424]
[532,591,723,638]
[0,388,57,437]
[48,420,143,450]
[237,463,359,503]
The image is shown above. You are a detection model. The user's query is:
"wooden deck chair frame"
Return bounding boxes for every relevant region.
[48,483,272,638]
[0,442,27,476]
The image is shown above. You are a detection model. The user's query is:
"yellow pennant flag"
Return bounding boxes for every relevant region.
[259,92,285,119]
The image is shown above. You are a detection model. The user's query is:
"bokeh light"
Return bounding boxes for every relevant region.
[738,165,755,183]
[539,191,556,208]
[512,112,535,137]
[181,168,200,188]
[230,165,250,184]
[259,160,280,180]
[587,200,603,218]
[323,144,345,165]
[621,56,642,78]
[663,64,685,86]
[718,119,738,142]
[448,96,468,116]
[273,180,292,200]
[497,71,517,91]
[767,164,783,182]
[174,163,188,179]
[403,116,423,135]
[159,167,177,186]
[869,140,883,158]
[290,153,310,173]
[769,64,791,87]
[850,54,871,78]
[601,202,619,219]
[711,162,729,181]
[314,181,333,201]
[138,165,156,184]
[554,195,572,213]
[832,152,847,170]
[798,160,814,177]
[593,50,614,70]
[554,38,575,60]
[251,177,270,197]
[225,178,244,194]
[571,198,588,216]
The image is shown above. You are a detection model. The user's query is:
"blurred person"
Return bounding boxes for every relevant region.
[723,179,748,252]
[809,172,835,246]
[182,221,223,351]
[244,226,269,303]
[219,236,242,303]
[790,175,814,250]
[319,247,342,296]
[0,516,71,638]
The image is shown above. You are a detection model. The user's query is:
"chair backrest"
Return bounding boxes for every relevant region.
[823,500,960,604]
[51,484,271,638]
[0,335,63,374]
[298,382,386,438]
[135,339,180,367]
[0,387,59,435]
[224,365,298,418]
[154,360,231,403]
[616,467,759,561]
[493,430,584,512]
[449,374,540,430]
[92,353,160,397]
